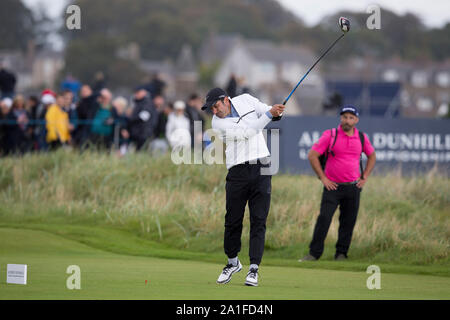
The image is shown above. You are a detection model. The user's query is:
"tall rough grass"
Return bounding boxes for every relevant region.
[0,149,448,265]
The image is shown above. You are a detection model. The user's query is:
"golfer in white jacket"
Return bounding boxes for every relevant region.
[202,87,284,286]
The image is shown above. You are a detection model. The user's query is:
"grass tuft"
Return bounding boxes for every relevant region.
[0,149,448,272]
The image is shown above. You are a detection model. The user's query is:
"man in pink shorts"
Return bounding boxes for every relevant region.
[300,105,376,261]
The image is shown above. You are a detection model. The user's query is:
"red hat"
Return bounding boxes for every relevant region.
[41,89,56,97]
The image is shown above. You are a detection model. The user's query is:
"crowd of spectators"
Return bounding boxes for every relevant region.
[0,67,207,157]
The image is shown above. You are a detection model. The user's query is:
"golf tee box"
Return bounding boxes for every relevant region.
[7,264,27,285]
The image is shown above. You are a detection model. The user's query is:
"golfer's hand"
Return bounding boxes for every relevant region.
[270,104,285,117]
[356,178,366,189]
[321,176,338,191]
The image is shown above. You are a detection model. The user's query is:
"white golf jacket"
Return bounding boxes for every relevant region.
[211,94,273,169]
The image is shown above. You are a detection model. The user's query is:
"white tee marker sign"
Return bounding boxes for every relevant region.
[7,264,27,285]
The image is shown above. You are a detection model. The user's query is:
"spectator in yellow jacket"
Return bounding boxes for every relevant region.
[45,93,71,149]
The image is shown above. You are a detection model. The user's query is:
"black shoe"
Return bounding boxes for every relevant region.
[335,253,348,261]
[298,254,318,262]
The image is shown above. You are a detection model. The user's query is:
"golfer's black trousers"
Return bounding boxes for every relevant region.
[224,161,271,265]
[309,184,361,259]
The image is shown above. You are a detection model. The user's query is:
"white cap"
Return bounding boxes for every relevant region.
[112,96,128,110]
[41,94,56,105]
[174,100,186,110]
[1,97,12,109]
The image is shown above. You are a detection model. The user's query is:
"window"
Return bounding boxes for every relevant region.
[383,69,399,82]
[411,71,428,88]
[416,97,433,112]
[437,103,449,117]
[436,72,450,88]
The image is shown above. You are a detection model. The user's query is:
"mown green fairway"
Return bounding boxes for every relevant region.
[0,228,448,300]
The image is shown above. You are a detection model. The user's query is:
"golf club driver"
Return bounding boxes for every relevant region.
[272,17,350,121]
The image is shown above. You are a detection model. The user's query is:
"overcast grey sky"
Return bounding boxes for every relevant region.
[277,0,450,28]
[23,0,450,28]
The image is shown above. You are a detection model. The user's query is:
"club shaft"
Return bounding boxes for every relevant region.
[283,33,345,105]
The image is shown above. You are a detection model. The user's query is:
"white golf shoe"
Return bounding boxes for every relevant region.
[216,260,242,284]
[245,268,259,287]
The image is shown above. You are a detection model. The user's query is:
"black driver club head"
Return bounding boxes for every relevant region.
[339,17,351,33]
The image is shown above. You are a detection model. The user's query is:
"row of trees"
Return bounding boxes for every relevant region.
[2,0,449,88]
[59,0,450,62]
[0,0,53,52]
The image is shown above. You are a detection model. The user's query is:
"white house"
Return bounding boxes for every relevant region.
[213,38,325,115]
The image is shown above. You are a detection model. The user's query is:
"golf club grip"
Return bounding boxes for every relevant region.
[271,100,286,121]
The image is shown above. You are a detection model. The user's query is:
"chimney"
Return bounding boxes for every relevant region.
[26,39,36,71]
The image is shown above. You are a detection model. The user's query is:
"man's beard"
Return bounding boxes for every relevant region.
[342,124,353,131]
